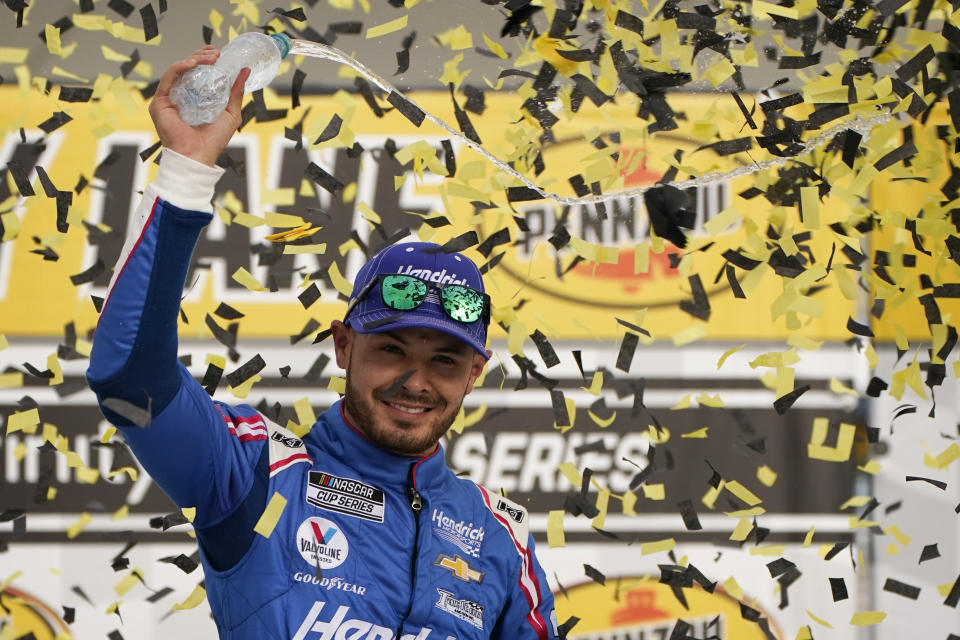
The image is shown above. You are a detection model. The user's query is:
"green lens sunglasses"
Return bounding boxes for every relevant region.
[345,273,490,325]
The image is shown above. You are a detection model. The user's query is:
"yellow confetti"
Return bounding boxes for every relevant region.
[749,545,787,556]
[681,427,709,438]
[795,626,813,640]
[328,375,346,394]
[436,25,474,50]
[100,45,131,62]
[264,212,305,228]
[557,462,582,487]
[581,370,603,395]
[0,48,28,64]
[803,526,815,547]
[107,467,138,482]
[729,517,752,541]
[67,512,92,539]
[839,495,873,509]
[705,58,736,88]
[716,344,745,369]
[366,15,408,38]
[587,409,616,428]
[0,372,24,388]
[114,569,142,597]
[829,377,858,397]
[800,185,820,229]
[357,201,382,225]
[112,504,129,521]
[723,576,744,600]
[47,352,63,386]
[753,0,800,19]
[6,408,40,434]
[642,484,665,500]
[228,375,261,399]
[283,244,326,258]
[547,510,566,548]
[640,538,675,555]
[172,584,207,610]
[231,267,266,292]
[672,323,707,346]
[696,392,724,407]
[76,466,99,484]
[808,418,855,462]
[724,480,762,506]
[850,612,886,626]
[858,460,881,474]
[295,397,317,428]
[208,9,223,36]
[481,33,508,59]
[0,334,7,351]
[261,188,295,206]
[757,465,778,487]
[328,262,354,297]
[883,524,911,546]
[924,443,960,470]
[254,492,288,538]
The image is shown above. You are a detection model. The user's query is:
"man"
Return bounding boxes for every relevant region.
[86,47,559,640]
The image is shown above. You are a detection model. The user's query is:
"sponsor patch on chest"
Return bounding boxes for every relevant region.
[306,471,386,522]
[431,508,483,558]
[296,517,350,570]
[435,588,484,630]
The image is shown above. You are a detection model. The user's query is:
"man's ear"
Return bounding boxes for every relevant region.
[464,349,491,395]
[331,320,353,369]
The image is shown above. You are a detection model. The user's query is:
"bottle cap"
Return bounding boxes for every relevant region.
[270,33,292,59]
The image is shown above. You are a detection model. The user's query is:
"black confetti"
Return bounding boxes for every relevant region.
[107,0,134,17]
[530,329,560,368]
[225,354,266,388]
[614,9,644,34]
[38,111,72,133]
[298,283,321,309]
[314,114,343,144]
[830,576,848,601]
[139,4,158,41]
[773,385,810,414]
[615,332,639,373]
[387,91,425,127]
[905,475,947,490]
[584,564,606,585]
[884,577,921,599]
[305,161,343,196]
[920,543,941,563]
[69,259,106,285]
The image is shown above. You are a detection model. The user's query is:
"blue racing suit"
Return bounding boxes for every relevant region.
[86,149,559,640]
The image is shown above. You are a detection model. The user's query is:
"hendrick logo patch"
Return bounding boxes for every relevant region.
[431,508,484,558]
[496,499,525,523]
[306,471,385,522]
[435,588,484,630]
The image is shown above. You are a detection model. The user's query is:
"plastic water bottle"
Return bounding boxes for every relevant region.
[170,32,292,126]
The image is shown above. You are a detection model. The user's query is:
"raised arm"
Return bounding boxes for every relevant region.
[85,51,261,529]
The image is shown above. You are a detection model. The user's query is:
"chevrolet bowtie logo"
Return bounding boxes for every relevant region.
[434,553,485,584]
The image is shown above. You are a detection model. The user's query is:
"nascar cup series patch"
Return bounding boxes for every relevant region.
[296,517,350,570]
[306,470,386,522]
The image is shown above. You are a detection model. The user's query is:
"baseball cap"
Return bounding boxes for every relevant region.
[344,242,490,359]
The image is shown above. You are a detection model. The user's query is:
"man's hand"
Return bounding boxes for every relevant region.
[148,46,251,168]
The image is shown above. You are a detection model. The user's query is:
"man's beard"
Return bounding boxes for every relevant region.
[343,365,464,456]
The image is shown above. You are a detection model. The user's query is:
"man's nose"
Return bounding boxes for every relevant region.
[400,363,432,395]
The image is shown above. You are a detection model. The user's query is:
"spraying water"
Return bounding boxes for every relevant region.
[288,38,891,206]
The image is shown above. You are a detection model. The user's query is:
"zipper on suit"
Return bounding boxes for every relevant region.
[398,465,424,635]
